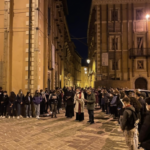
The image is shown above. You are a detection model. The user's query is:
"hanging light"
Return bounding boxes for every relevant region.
[85,72,87,74]
[146,14,150,19]
[87,59,90,64]
[84,68,87,71]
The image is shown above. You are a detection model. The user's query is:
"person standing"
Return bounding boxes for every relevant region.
[17,90,24,119]
[139,97,150,150]
[56,89,62,114]
[0,91,9,118]
[49,90,58,118]
[135,91,146,133]
[24,92,32,118]
[84,89,96,124]
[0,87,3,117]
[74,88,84,121]
[40,90,47,114]
[121,97,138,150]
[8,92,16,119]
[33,91,42,119]
[64,87,74,118]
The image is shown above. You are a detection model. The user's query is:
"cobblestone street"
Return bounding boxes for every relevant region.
[0,108,134,150]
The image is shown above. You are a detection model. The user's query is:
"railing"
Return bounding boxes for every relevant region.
[129,48,150,58]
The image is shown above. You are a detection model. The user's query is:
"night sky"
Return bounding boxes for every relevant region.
[66,0,91,63]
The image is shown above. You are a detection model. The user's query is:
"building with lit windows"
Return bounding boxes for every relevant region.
[88,0,150,89]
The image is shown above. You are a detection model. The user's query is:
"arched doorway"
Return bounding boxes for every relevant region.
[135,77,147,89]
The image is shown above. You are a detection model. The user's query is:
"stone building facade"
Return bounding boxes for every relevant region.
[0,0,81,95]
[88,0,150,89]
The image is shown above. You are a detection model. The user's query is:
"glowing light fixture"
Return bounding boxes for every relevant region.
[146,14,150,19]
[87,59,90,64]
[84,68,87,71]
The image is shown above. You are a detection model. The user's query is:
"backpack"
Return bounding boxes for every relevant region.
[126,108,139,128]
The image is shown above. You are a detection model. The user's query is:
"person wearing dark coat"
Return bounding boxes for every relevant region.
[136,91,146,132]
[85,89,96,124]
[16,89,24,119]
[0,91,9,118]
[56,90,62,114]
[49,90,58,118]
[40,90,47,114]
[139,98,150,150]
[24,92,32,118]
[0,87,3,117]
[8,92,17,119]
[64,87,74,118]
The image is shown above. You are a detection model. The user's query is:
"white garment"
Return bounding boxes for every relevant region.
[74,92,85,113]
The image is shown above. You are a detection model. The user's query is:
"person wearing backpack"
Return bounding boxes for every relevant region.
[121,97,138,150]
[139,98,150,150]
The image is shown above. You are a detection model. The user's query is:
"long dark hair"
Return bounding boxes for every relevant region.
[130,97,142,112]
[10,91,16,101]
[26,92,30,97]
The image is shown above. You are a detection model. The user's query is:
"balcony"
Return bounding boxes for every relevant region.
[129,48,150,58]
[133,21,146,32]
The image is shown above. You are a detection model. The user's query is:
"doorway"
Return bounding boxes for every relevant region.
[135,77,147,90]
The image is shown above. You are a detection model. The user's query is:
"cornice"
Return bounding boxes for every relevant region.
[93,0,150,4]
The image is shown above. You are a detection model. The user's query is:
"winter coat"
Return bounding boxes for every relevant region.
[74,92,84,113]
[64,91,74,106]
[17,94,24,104]
[86,92,96,110]
[0,91,3,103]
[101,98,105,105]
[33,96,42,105]
[57,94,62,108]
[24,96,33,105]
[49,94,58,104]
[139,111,150,150]
[121,105,136,131]
[1,95,9,105]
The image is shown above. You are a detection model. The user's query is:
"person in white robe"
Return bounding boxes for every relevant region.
[74,88,85,121]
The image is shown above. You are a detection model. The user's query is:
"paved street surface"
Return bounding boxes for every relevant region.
[0,109,142,150]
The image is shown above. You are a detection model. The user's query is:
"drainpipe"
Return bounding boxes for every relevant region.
[28,0,32,91]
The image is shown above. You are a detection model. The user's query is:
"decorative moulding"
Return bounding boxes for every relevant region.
[93,0,150,4]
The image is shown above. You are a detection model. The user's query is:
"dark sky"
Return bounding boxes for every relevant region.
[66,0,91,62]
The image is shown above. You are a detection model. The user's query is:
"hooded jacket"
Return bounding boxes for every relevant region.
[33,95,42,105]
[121,105,137,131]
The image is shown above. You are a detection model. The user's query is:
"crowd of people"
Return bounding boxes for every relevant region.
[0,86,150,150]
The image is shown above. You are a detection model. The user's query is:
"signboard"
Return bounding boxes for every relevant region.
[102,53,108,66]
[52,44,55,69]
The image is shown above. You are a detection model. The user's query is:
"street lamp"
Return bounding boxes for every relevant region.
[87,59,90,64]
[146,14,150,20]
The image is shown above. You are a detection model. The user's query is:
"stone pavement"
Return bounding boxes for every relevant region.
[0,109,143,150]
